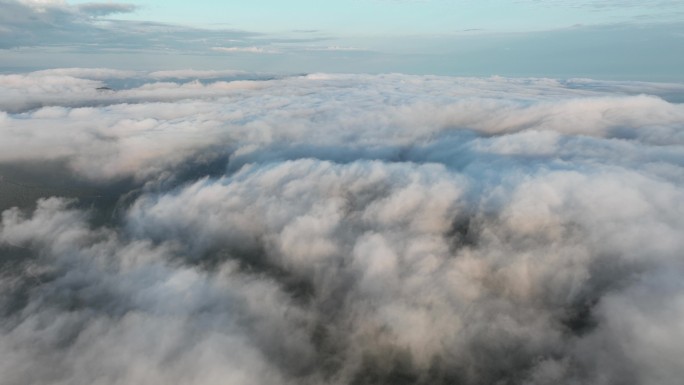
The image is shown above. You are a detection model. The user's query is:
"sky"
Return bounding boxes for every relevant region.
[62,0,683,34]
[1,0,684,79]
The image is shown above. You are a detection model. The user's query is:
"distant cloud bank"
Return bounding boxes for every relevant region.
[1,69,684,385]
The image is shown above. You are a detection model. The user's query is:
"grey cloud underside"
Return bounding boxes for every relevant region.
[0,0,306,52]
[1,70,684,385]
[77,2,138,17]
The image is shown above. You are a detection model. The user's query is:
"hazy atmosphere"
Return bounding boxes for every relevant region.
[2,1,684,385]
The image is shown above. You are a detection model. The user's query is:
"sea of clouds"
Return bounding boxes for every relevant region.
[1,68,684,385]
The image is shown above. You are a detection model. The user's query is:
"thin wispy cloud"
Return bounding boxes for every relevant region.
[0,0,295,53]
[77,2,138,16]
[303,46,369,52]
[211,46,281,54]
[517,0,684,9]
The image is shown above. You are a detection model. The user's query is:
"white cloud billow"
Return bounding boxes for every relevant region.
[1,69,684,384]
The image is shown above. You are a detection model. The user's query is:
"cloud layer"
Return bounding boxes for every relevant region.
[1,70,684,384]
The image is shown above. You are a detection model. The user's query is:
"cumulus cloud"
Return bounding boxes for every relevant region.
[1,69,684,384]
[0,198,311,385]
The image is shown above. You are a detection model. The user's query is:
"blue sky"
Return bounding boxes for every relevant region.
[2,0,684,80]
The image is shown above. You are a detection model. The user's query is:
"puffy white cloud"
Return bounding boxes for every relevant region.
[2,71,683,180]
[0,198,313,385]
[1,69,684,384]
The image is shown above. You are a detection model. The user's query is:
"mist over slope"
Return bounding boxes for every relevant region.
[1,69,684,385]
